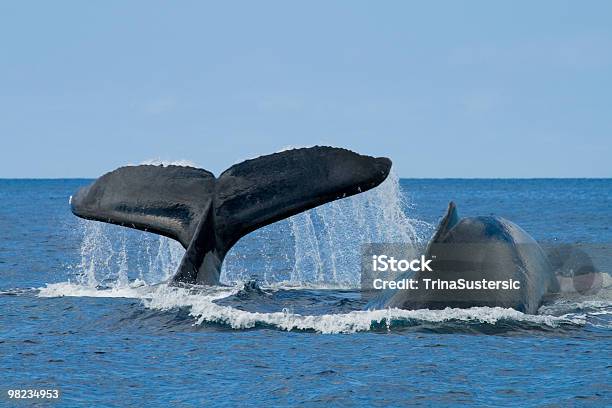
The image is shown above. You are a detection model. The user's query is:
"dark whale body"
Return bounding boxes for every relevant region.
[71,147,391,285]
[376,202,559,314]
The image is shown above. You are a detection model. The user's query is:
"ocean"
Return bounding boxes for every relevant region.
[1,177,610,406]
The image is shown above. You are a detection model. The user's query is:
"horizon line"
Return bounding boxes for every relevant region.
[1,177,610,181]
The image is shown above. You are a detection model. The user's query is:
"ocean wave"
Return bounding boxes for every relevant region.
[36,281,597,334]
[193,303,586,334]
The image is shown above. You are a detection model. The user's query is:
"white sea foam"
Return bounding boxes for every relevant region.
[539,296,612,315]
[38,280,151,299]
[184,300,586,333]
[37,281,589,334]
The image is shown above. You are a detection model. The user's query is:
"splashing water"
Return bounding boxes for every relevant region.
[72,171,431,288]
[74,220,184,287]
[224,172,432,286]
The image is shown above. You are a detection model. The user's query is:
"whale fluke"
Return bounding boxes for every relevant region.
[71,146,392,285]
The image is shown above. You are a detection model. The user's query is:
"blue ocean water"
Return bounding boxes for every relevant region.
[1,177,610,407]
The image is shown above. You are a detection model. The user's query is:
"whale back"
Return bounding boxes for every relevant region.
[379,202,555,313]
[429,214,554,313]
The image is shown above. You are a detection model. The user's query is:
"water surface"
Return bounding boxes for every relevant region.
[1,178,610,406]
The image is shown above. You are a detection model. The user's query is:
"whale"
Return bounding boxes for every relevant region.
[370,202,560,314]
[70,146,392,285]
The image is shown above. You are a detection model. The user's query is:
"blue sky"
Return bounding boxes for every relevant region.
[1,1,610,178]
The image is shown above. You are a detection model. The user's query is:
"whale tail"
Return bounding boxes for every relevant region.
[70,146,392,285]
